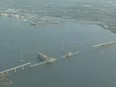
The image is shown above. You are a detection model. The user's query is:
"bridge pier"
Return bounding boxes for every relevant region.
[0,63,31,75]
[14,69,16,73]
[22,66,24,70]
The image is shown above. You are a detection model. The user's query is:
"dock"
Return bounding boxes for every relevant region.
[0,63,31,75]
[93,41,116,48]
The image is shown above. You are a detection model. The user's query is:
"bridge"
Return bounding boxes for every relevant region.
[30,61,48,68]
[0,63,31,75]
[60,51,81,59]
[0,59,56,75]
[93,41,116,48]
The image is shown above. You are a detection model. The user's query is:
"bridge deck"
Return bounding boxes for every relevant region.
[0,63,31,74]
[93,41,116,47]
[30,61,48,67]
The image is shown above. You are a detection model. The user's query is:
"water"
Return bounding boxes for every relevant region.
[0,17,116,87]
[1,0,116,87]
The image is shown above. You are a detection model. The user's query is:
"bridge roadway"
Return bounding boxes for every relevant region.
[0,63,31,74]
[0,60,53,75]
[30,61,48,67]
[93,41,116,48]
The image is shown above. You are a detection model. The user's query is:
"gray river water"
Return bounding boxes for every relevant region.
[0,17,116,87]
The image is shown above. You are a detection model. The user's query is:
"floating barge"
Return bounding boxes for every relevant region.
[30,22,37,25]
[37,52,56,63]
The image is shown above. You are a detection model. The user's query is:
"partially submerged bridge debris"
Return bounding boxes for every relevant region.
[1,40,116,86]
[93,41,116,48]
[0,52,56,76]
[1,40,116,76]
[37,52,56,63]
[30,52,56,67]
[61,51,81,59]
